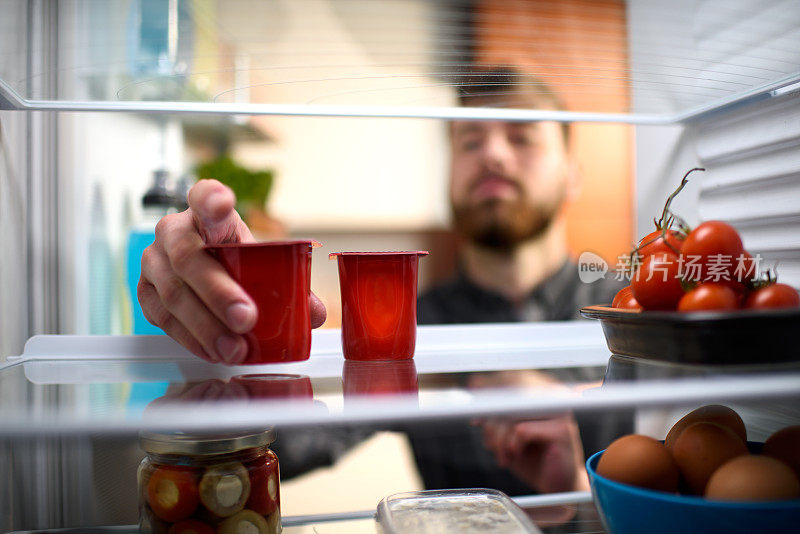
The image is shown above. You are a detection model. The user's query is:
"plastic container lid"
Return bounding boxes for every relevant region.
[376,489,542,534]
[329,251,429,259]
[206,239,321,249]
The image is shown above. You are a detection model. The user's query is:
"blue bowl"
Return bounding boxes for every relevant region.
[586,448,800,534]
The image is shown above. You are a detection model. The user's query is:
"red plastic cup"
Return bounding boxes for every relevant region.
[330,251,428,361]
[207,241,315,364]
[231,374,314,400]
[343,360,418,397]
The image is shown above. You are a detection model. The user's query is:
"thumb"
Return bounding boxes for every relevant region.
[187,179,254,244]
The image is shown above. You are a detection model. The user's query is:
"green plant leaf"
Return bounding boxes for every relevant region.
[195,155,273,214]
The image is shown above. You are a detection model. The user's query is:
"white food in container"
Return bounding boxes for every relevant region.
[376,488,542,534]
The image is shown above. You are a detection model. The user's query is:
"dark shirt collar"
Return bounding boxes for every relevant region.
[453,258,576,311]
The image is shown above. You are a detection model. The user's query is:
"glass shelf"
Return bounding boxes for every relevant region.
[2,323,798,437]
[2,0,799,124]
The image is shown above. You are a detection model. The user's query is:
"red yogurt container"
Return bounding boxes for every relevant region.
[330,251,428,361]
[207,241,315,364]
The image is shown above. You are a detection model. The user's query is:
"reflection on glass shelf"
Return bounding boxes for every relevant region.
[343,360,419,399]
[1,324,798,436]
[1,358,799,437]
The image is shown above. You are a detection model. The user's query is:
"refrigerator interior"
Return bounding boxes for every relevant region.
[1,0,799,531]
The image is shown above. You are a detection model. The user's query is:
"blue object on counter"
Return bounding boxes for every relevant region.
[126,227,164,335]
[126,169,177,335]
[586,446,800,534]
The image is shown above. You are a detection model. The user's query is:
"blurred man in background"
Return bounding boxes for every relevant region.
[412,68,626,496]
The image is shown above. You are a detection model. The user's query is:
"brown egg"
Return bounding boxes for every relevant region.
[596,434,679,492]
[762,425,800,480]
[672,422,749,494]
[705,455,800,501]
[665,405,746,449]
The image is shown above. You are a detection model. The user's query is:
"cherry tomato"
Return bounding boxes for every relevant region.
[147,465,200,523]
[745,283,800,309]
[168,519,215,534]
[678,283,739,312]
[612,286,642,310]
[680,221,744,283]
[246,454,280,515]
[631,253,684,310]
[731,251,758,285]
[612,286,632,307]
[637,229,685,258]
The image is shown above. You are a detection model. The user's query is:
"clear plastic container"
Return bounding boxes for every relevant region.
[376,488,542,534]
[138,429,281,533]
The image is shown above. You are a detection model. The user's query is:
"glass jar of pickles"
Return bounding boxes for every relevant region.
[138,429,280,534]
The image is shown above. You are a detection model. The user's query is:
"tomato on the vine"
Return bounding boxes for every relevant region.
[631,252,685,310]
[680,221,744,283]
[612,286,642,310]
[744,283,800,310]
[731,251,758,285]
[677,283,738,312]
[637,229,685,258]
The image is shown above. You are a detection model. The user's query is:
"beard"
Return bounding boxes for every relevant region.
[451,190,562,252]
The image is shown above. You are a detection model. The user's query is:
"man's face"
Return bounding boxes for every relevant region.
[449,120,571,251]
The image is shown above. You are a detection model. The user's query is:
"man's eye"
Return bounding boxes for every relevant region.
[509,133,535,146]
[460,138,482,151]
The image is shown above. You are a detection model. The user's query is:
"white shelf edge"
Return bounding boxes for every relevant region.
[3,72,799,125]
[17,322,608,359]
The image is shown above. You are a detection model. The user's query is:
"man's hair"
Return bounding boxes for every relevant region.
[454,66,570,146]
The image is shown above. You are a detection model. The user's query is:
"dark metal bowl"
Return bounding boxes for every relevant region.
[580,305,800,365]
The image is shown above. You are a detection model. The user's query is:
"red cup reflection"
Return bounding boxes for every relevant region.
[231,374,314,401]
[207,241,314,364]
[331,251,428,361]
[343,360,418,397]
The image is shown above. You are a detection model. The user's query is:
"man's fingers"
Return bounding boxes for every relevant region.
[137,279,217,364]
[507,417,578,457]
[482,419,515,466]
[180,380,227,401]
[154,212,258,334]
[141,247,249,365]
[187,179,254,244]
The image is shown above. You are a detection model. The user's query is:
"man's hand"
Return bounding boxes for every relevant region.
[480,414,590,494]
[138,179,327,364]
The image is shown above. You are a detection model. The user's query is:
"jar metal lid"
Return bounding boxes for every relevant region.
[139,428,275,456]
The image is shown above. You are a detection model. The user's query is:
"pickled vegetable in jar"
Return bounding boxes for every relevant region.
[138,429,280,534]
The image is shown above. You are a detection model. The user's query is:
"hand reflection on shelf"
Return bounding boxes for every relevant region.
[342,359,419,399]
[143,374,316,415]
[231,373,315,400]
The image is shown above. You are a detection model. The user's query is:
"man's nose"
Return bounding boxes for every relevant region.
[480,131,514,171]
